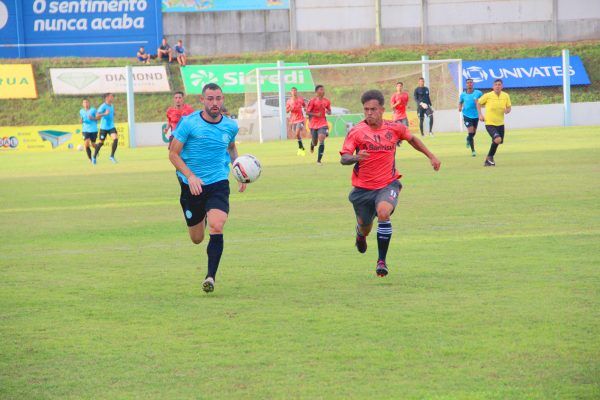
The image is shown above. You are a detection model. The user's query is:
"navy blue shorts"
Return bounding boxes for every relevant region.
[99,128,117,141]
[463,116,479,130]
[82,131,98,141]
[179,178,230,227]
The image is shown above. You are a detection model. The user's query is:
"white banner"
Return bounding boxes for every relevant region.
[50,66,171,95]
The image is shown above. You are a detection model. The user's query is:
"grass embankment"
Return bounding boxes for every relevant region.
[0,41,598,126]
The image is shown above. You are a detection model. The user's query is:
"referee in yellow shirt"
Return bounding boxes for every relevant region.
[477,79,512,167]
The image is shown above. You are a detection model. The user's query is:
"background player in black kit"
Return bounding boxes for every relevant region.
[414,77,434,136]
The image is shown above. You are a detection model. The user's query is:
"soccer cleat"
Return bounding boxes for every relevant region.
[109,156,118,164]
[376,260,389,277]
[471,150,477,157]
[484,157,495,167]
[429,132,434,136]
[317,161,323,166]
[202,277,215,293]
[91,157,97,165]
[355,234,367,253]
[297,148,306,156]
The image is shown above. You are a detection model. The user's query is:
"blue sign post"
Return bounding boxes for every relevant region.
[458,56,590,89]
[0,0,163,58]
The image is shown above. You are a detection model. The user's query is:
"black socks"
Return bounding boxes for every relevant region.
[111,139,118,157]
[318,143,324,162]
[206,234,224,279]
[377,221,392,261]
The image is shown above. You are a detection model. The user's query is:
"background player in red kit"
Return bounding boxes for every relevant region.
[286,87,307,156]
[164,91,194,148]
[340,89,441,277]
[306,84,332,164]
[390,81,409,126]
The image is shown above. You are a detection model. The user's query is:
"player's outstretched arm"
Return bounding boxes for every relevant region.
[407,136,441,171]
[169,138,204,195]
[228,141,247,193]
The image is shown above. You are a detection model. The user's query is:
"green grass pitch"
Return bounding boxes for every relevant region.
[1,126,598,399]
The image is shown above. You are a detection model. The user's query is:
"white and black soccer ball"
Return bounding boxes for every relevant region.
[232,154,262,183]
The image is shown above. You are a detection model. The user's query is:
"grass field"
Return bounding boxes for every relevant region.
[1,127,598,399]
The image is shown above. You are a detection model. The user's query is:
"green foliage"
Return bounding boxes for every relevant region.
[1,128,598,398]
[1,41,598,126]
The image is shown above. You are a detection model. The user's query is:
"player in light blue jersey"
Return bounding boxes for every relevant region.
[169,83,247,294]
[79,99,98,162]
[93,93,119,164]
[459,78,483,156]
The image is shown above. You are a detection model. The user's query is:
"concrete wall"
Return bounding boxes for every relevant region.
[423,101,600,133]
[162,10,290,56]
[163,0,600,55]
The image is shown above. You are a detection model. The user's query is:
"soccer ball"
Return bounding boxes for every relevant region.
[232,154,262,183]
[77,144,84,151]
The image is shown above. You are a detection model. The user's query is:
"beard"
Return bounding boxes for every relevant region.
[205,107,221,119]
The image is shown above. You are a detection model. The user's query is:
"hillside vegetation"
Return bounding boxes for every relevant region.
[1,41,598,126]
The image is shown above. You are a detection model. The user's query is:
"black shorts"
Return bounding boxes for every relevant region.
[417,106,433,117]
[83,131,98,141]
[463,116,479,130]
[179,178,230,227]
[348,180,402,225]
[99,127,117,141]
[486,125,505,141]
[311,127,329,142]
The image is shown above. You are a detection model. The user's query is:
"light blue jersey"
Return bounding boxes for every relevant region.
[80,107,97,132]
[460,89,483,119]
[173,111,238,185]
[97,103,115,130]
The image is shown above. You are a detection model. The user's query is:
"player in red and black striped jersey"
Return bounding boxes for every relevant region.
[340,89,441,277]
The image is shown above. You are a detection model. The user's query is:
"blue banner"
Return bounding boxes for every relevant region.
[0,0,163,58]
[458,56,590,89]
[162,0,289,12]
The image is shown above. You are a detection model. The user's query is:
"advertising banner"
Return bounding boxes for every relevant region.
[162,0,289,12]
[0,64,38,99]
[0,123,129,152]
[181,63,314,94]
[459,56,591,89]
[0,0,163,58]
[50,66,171,95]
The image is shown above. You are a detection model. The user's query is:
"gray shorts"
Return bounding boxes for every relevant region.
[348,180,402,224]
[394,118,409,126]
[311,127,329,142]
[291,122,305,131]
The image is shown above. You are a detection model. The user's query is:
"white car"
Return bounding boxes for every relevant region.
[238,96,350,120]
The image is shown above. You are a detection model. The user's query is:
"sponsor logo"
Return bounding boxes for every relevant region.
[181,63,315,94]
[463,66,488,83]
[57,71,100,89]
[190,70,218,88]
[1,136,19,148]
[459,57,590,89]
[0,64,37,99]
